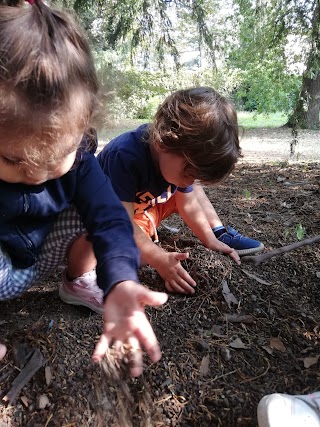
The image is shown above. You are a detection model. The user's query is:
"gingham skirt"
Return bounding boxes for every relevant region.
[0,206,85,300]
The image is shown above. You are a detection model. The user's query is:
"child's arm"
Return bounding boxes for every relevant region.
[174,190,241,264]
[122,201,197,294]
[73,154,168,374]
[93,280,168,377]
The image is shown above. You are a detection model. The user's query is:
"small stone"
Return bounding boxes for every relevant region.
[221,347,232,362]
[196,340,210,351]
[37,394,50,409]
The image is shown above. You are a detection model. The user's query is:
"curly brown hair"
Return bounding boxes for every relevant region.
[149,87,241,184]
[0,0,99,165]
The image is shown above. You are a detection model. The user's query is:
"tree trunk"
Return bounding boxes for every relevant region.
[305,72,320,128]
[287,0,320,129]
[288,71,320,129]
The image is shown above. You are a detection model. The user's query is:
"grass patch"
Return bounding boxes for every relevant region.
[98,112,289,143]
[98,119,145,143]
[238,112,288,129]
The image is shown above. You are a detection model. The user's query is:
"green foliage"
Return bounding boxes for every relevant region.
[228,1,303,115]
[231,0,320,128]
[55,0,319,127]
[238,112,288,128]
[243,189,251,200]
[283,223,306,242]
[95,52,244,120]
[95,53,168,119]
[56,0,219,67]
[233,69,301,113]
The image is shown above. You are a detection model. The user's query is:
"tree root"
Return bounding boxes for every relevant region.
[241,235,320,266]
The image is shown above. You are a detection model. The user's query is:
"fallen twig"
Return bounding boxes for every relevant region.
[2,348,44,404]
[241,235,320,266]
[218,314,255,324]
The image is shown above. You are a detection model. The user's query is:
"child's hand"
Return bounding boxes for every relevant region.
[155,252,197,294]
[92,281,168,377]
[210,240,241,264]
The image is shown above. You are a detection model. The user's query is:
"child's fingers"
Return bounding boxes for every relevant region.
[92,334,110,362]
[174,252,189,261]
[138,287,168,307]
[216,241,233,254]
[134,322,162,363]
[227,249,241,264]
[165,279,190,294]
[127,336,143,377]
[177,267,197,287]
[165,280,174,293]
[216,242,241,264]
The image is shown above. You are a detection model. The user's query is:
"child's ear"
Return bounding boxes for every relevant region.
[154,143,167,153]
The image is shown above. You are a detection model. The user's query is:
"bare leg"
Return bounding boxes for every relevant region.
[193,183,264,255]
[59,233,103,314]
[67,234,96,279]
[193,183,224,228]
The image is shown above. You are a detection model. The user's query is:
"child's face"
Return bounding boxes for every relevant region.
[0,142,78,185]
[157,149,197,188]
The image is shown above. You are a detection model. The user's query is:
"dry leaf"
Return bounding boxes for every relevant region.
[262,346,273,355]
[223,314,254,324]
[200,355,210,376]
[303,355,319,369]
[45,366,52,386]
[211,325,226,337]
[270,337,286,353]
[163,224,180,234]
[220,348,232,362]
[20,395,29,407]
[241,269,273,286]
[281,202,292,208]
[230,338,247,349]
[222,280,238,308]
[252,226,263,234]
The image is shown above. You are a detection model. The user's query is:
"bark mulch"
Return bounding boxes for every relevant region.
[1,159,320,427]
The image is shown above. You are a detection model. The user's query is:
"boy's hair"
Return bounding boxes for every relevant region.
[0,0,99,165]
[150,87,241,184]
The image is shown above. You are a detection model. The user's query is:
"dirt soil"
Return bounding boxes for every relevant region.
[1,128,320,427]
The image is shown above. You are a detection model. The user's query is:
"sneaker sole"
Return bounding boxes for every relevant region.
[59,285,104,315]
[237,243,265,256]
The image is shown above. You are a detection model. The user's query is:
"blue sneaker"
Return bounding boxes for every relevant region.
[213,225,264,256]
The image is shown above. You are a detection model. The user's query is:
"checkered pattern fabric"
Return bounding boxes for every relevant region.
[35,206,85,280]
[0,206,85,301]
[0,247,36,300]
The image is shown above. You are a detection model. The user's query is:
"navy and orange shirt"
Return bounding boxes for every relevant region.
[97,124,193,214]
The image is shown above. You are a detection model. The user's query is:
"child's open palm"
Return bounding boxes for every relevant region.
[92,281,168,377]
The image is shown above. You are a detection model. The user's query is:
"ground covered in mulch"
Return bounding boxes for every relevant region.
[1,135,320,426]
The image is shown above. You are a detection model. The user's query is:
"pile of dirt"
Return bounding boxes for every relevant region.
[1,157,320,426]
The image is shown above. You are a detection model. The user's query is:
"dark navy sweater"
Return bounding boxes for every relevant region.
[0,135,139,296]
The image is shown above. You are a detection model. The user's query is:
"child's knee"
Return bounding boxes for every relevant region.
[0,254,36,300]
[0,274,30,300]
